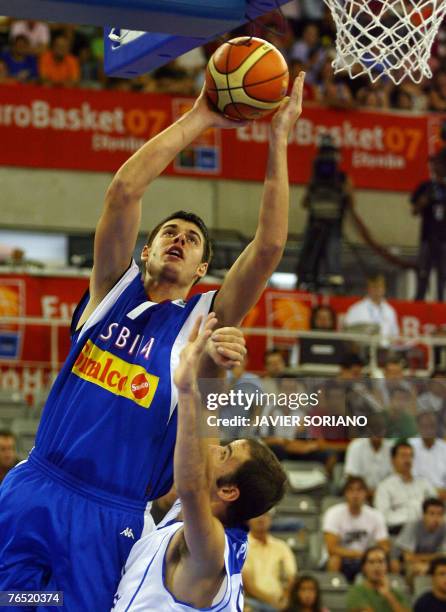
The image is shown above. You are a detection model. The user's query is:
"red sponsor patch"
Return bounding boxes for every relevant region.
[130,373,150,400]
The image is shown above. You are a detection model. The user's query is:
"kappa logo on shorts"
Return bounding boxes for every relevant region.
[120,527,135,539]
[72,340,159,408]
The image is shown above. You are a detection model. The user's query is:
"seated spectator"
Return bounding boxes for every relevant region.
[343,274,399,345]
[383,387,418,438]
[344,432,393,497]
[414,556,446,612]
[374,355,417,411]
[374,441,436,535]
[314,59,354,110]
[284,574,330,612]
[9,19,50,55]
[311,305,337,331]
[411,411,446,500]
[323,476,389,582]
[243,511,297,612]
[39,34,80,87]
[1,35,38,82]
[0,430,18,484]
[290,23,326,82]
[417,370,446,435]
[262,348,287,395]
[396,498,446,579]
[346,546,411,612]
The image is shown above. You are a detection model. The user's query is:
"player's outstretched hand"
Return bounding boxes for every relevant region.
[271,71,305,138]
[174,313,218,393]
[192,83,248,130]
[206,327,247,369]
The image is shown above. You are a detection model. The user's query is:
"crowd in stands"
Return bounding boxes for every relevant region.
[2,0,446,113]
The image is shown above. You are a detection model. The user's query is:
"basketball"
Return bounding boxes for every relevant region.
[205,36,289,121]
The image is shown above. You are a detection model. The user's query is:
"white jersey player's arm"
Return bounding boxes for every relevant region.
[173,315,226,575]
[213,72,306,327]
[79,90,242,327]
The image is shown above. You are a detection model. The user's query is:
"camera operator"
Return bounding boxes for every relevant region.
[296,135,354,290]
[411,151,446,302]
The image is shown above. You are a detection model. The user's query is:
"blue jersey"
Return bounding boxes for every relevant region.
[112,500,247,611]
[35,261,215,501]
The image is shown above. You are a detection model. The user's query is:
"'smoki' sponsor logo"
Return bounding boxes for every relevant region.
[72,341,159,408]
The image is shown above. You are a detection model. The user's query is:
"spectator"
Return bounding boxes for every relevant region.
[338,353,364,380]
[345,434,393,496]
[346,546,411,612]
[0,58,15,85]
[429,69,446,112]
[9,20,50,55]
[414,556,446,612]
[0,430,18,484]
[410,411,446,500]
[296,135,353,289]
[417,370,446,418]
[396,498,446,578]
[323,476,389,582]
[343,274,399,344]
[284,574,330,612]
[310,305,337,331]
[39,34,80,87]
[243,511,297,612]
[1,35,38,82]
[290,23,326,81]
[314,59,355,110]
[374,355,417,411]
[262,348,287,395]
[411,152,446,301]
[374,441,436,535]
[383,387,418,438]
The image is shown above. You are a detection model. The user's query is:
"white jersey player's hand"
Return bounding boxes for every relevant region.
[206,327,247,369]
[174,313,218,393]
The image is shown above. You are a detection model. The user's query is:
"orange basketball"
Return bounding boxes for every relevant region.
[205,37,289,121]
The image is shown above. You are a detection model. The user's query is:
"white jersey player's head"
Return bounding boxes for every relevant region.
[141,211,212,291]
[207,438,287,528]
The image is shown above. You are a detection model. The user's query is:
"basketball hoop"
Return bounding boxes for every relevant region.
[323,0,446,84]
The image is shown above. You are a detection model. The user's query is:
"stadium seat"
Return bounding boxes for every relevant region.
[307,531,324,570]
[0,404,28,426]
[331,462,346,494]
[282,461,328,494]
[276,494,320,531]
[320,495,344,515]
[11,418,38,457]
[413,575,432,601]
[307,571,348,612]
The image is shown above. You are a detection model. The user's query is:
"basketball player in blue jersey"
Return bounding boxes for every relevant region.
[113,313,287,611]
[0,72,305,609]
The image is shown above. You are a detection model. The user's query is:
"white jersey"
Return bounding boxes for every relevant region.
[112,500,248,611]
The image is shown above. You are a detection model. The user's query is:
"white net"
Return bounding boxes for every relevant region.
[323,0,446,84]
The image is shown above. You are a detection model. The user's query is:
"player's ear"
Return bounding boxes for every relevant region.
[141,244,150,262]
[195,262,208,279]
[217,484,240,503]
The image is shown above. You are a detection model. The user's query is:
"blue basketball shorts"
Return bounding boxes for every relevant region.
[0,452,152,611]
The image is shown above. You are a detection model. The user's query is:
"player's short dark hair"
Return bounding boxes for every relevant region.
[429,556,446,575]
[343,475,368,495]
[423,497,444,514]
[217,439,287,527]
[391,440,412,458]
[146,211,212,264]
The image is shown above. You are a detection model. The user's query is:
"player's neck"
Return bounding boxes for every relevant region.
[144,276,191,303]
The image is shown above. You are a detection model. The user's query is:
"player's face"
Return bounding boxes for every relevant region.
[208,440,251,483]
[142,219,208,286]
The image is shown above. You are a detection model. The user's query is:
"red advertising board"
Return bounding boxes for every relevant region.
[1,270,445,401]
[0,84,435,191]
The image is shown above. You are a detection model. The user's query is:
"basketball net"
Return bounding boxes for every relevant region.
[323,0,446,84]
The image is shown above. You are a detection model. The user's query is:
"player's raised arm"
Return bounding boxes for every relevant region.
[213,72,306,326]
[173,314,227,574]
[86,92,242,314]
